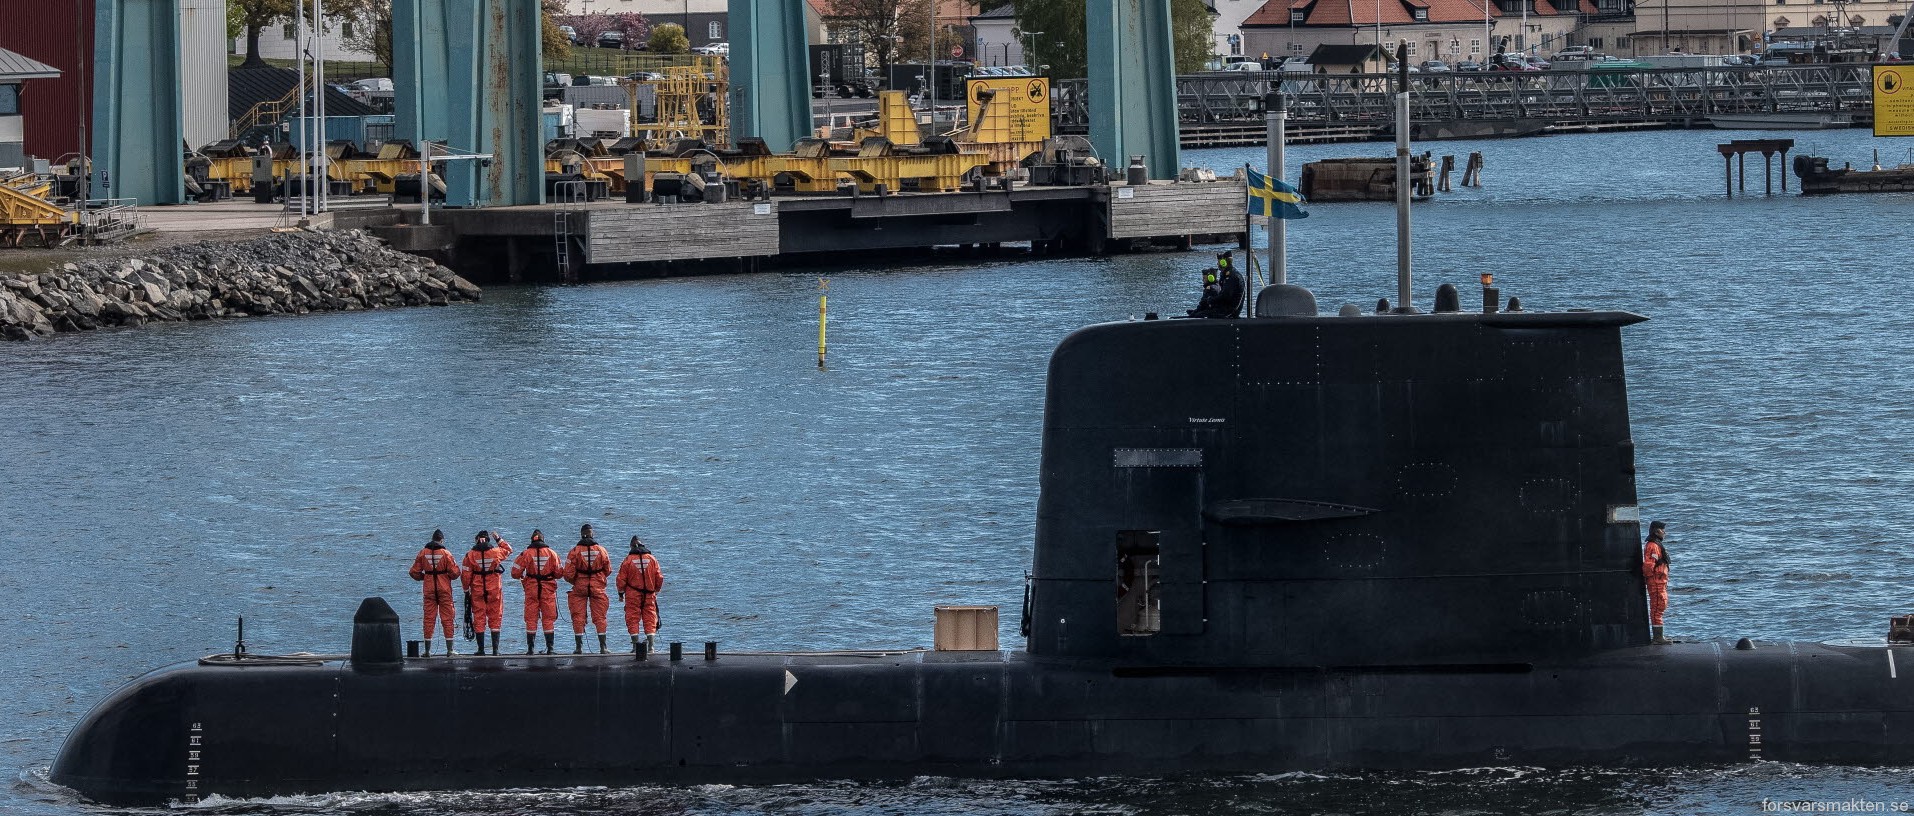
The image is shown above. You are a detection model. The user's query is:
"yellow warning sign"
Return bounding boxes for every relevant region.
[965,77,1052,142]
[1874,65,1914,137]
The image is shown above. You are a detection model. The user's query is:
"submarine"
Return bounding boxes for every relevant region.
[49,59,1914,803]
[50,281,1914,806]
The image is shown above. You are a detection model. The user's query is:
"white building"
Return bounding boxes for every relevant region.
[969,5,1022,67]
[234,15,379,64]
[1630,0,1909,55]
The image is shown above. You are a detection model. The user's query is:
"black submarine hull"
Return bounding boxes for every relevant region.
[53,308,1914,805]
[52,641,1914,805]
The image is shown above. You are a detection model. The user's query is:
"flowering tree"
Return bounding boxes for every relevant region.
[564,12,648,47]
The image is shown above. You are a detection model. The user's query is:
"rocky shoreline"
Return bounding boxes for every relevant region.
[0,230,479,340]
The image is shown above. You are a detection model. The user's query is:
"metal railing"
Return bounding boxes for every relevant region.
[77,198,141,244]
[1052,63,1879,130]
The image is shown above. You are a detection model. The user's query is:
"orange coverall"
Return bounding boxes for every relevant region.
[408,543,460,639]
[512,541,563,633]
[461,538,513,634]
[564,542,613,634]
[616,551,664,637]
[1642,540,1669,626]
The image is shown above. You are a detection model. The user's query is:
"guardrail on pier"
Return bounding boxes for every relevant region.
[1053,64,1877,134]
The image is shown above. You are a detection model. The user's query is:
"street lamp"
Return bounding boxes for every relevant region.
[1020,30,1043,71]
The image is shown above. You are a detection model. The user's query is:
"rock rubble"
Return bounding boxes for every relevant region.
[0,230,480,340]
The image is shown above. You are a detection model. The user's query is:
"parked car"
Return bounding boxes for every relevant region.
[571,74,619,86]
[1419,59,1452,73]
[626,71,665,82]
[558,25,577,44]
[597,31,625,49]
[1221,61,1264,72]
[1279,56,1311,73]
[1454,60,1483,71]
[693,42,729,55]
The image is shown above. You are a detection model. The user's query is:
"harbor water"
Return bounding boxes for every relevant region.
[6,127,1914,814]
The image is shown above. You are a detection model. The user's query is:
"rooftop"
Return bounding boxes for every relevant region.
[0,46,60,81]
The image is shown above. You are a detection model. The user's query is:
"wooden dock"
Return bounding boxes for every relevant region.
[374,179,1250,281]
[1107,181,1246,240]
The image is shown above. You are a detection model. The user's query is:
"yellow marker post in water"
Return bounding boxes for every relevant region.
[817,278,829,369]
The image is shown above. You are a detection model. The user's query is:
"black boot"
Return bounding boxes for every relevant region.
[1652,625,1671,645]
[526,634,536,655]
[631,636,642,654]
[543,632,555,655]
[444,638,454,657]
[423,641,433,657]
[574,635,584,654]
[598,634,608,654]
[476,636,487,656]
[490,632,500,654]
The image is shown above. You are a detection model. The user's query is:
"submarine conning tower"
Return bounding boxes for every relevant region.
[1028,305,1649,668]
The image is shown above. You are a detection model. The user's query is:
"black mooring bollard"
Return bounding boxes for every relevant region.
[669,642,683,661]
[704,641,718,661]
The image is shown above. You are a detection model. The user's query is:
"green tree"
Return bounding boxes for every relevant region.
[648,22,690,54]
[239,0,568,71]
[1011,0,1212,77]
[540,0,573,62]
[231,0,292,68]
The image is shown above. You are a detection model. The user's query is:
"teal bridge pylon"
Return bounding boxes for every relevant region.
[1088,0,1181,180]
[392,0,545,208]
[93,0,186,206]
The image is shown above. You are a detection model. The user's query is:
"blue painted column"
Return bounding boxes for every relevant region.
[92,0,185,205]
[729,0,812,151]
[392,0,543,207]
[1087,0,1180,180]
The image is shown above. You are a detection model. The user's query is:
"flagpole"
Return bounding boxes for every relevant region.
[1265,88,1286,285]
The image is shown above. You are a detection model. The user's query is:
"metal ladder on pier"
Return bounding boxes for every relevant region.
[552,181,586,284]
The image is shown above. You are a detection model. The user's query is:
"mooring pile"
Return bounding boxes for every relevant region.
[0,230,480,340]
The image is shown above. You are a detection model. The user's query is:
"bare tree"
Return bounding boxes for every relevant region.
[831,0,932,76]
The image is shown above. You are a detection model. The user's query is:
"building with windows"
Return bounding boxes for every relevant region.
[232,14,379,64]
[1628,0,1907,56]
[0,46,60,172]
[1242,0,1625,65]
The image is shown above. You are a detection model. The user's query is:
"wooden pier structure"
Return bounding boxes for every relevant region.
[372,180,1249,282]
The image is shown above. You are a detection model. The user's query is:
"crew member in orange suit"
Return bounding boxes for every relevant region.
[461,530,513,655]
[1642,520,1671,645]
[512,529,562,654]
[408,529,459,657]
[616,536,665,653]
[563,524,613,654]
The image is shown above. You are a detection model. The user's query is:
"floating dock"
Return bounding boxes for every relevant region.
[372,180,1249,281]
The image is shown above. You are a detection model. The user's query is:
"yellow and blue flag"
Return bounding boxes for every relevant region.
[1246,166,1308,220]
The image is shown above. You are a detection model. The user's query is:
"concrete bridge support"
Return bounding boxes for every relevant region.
[729,0,812,151]
[92,0,185,206]
[391,0,544,208]
[1088,0,1180,180]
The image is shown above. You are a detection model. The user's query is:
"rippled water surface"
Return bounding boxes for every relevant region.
[6,129,1914,814]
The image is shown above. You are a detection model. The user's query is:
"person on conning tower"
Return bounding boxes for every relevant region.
[1187,256,1244,318]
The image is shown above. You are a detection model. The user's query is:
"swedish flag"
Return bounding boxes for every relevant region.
[1247,166,1309,220]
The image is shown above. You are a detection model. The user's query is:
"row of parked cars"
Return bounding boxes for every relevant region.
[554,24,727,55]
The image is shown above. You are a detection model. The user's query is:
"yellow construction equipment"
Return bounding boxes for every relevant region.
[0,173,78,248]
[830,137,990,194]
[626,57,730,152]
